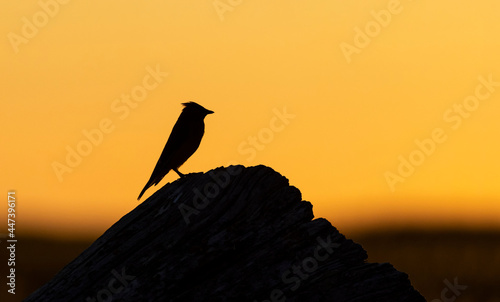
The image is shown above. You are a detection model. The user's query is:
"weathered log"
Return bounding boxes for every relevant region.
[25,165,425,302]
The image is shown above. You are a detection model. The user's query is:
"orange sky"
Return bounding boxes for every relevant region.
[2,0,500,239]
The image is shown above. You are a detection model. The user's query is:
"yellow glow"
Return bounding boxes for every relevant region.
[2,0,500,238]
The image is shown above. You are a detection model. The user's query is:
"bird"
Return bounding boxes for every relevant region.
[137,102,214,200]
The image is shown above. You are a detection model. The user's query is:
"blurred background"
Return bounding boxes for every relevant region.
[1,0,499,301]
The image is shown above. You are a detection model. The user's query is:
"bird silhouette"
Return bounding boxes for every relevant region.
[138,102,214,200]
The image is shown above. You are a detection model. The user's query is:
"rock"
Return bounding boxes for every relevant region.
[25,165,425,302]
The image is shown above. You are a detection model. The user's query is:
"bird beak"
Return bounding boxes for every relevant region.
[206,109,214,114]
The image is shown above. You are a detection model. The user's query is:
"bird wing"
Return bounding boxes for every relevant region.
[137,113,193,200]
[150,114,190,185]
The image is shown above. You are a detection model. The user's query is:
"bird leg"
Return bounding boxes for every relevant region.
[174,168,185,178]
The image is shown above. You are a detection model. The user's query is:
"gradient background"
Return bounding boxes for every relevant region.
[1,0,500,300]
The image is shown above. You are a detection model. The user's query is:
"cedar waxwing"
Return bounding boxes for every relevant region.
[138,102,214,200]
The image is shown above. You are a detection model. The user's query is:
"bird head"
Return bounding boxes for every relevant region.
[181,102,214,117]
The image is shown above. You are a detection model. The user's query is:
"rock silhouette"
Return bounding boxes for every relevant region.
[25,165,425,302]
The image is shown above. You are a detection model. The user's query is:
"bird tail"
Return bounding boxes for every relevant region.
[138,167,171,200]
[137,170,169,200]
[137,183,151,200]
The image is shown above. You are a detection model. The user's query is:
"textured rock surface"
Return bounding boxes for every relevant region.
[25,165,425,302]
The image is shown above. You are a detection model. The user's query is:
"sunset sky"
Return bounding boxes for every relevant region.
[2,0,500,239]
